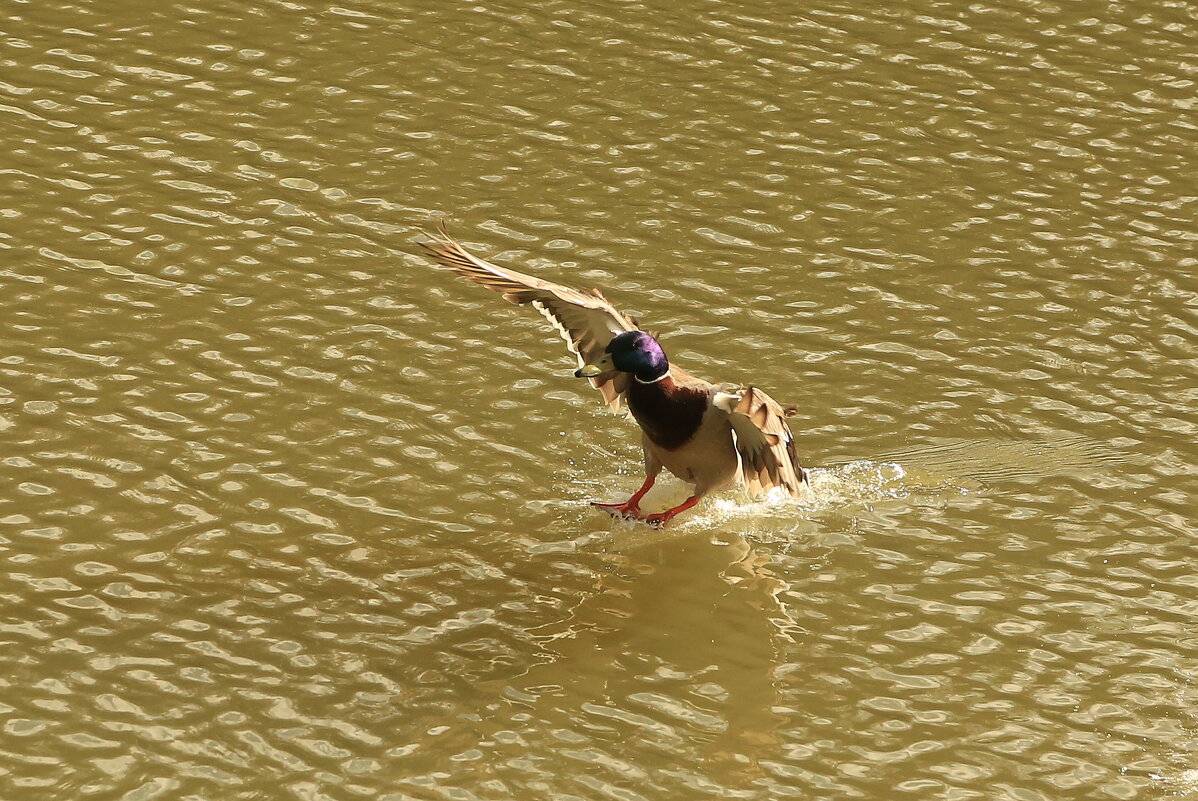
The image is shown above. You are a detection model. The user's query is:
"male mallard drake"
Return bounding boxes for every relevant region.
[419,225,808,526]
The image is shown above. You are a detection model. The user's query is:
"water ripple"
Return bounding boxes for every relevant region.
[2,0,1194,798]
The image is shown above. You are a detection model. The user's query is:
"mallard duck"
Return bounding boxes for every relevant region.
[419,225,808,526]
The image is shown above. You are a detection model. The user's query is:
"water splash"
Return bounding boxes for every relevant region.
[1153,768,1198,799]
[556,460,972,553]
[675,459,968,532]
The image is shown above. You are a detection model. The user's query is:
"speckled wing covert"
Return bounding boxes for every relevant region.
[419,223,639,412]
[726,386,808,496]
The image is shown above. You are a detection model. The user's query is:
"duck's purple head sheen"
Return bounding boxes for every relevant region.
[572,331,670,382]
[606,331,669,383]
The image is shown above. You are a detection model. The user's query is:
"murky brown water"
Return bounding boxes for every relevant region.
[2,0,1196,798]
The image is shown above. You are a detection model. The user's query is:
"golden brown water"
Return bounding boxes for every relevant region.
[1,0,1195,799]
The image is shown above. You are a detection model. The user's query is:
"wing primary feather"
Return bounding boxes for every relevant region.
[419,225,640,413]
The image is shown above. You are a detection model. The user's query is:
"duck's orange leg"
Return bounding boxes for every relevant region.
[592,474,656,519]
[641,495,700,528]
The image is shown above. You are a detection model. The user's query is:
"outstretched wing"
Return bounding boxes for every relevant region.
[419,223,639,412]
[722,386,808,497]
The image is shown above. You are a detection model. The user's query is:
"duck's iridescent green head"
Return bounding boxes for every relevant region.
[575,331,669,383]
[608,331,669,382]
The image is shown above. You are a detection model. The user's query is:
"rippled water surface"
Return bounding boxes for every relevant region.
[2,0,1195,798]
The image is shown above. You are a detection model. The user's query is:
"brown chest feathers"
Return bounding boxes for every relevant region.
[627,377,708,450]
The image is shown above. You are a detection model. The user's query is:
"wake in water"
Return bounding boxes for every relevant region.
[571,458,970,551]
[677,459,971,532]
[677,433,1117,525]
[570,433,1118,548]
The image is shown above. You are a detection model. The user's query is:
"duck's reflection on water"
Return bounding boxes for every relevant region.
[488,529,819,787]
